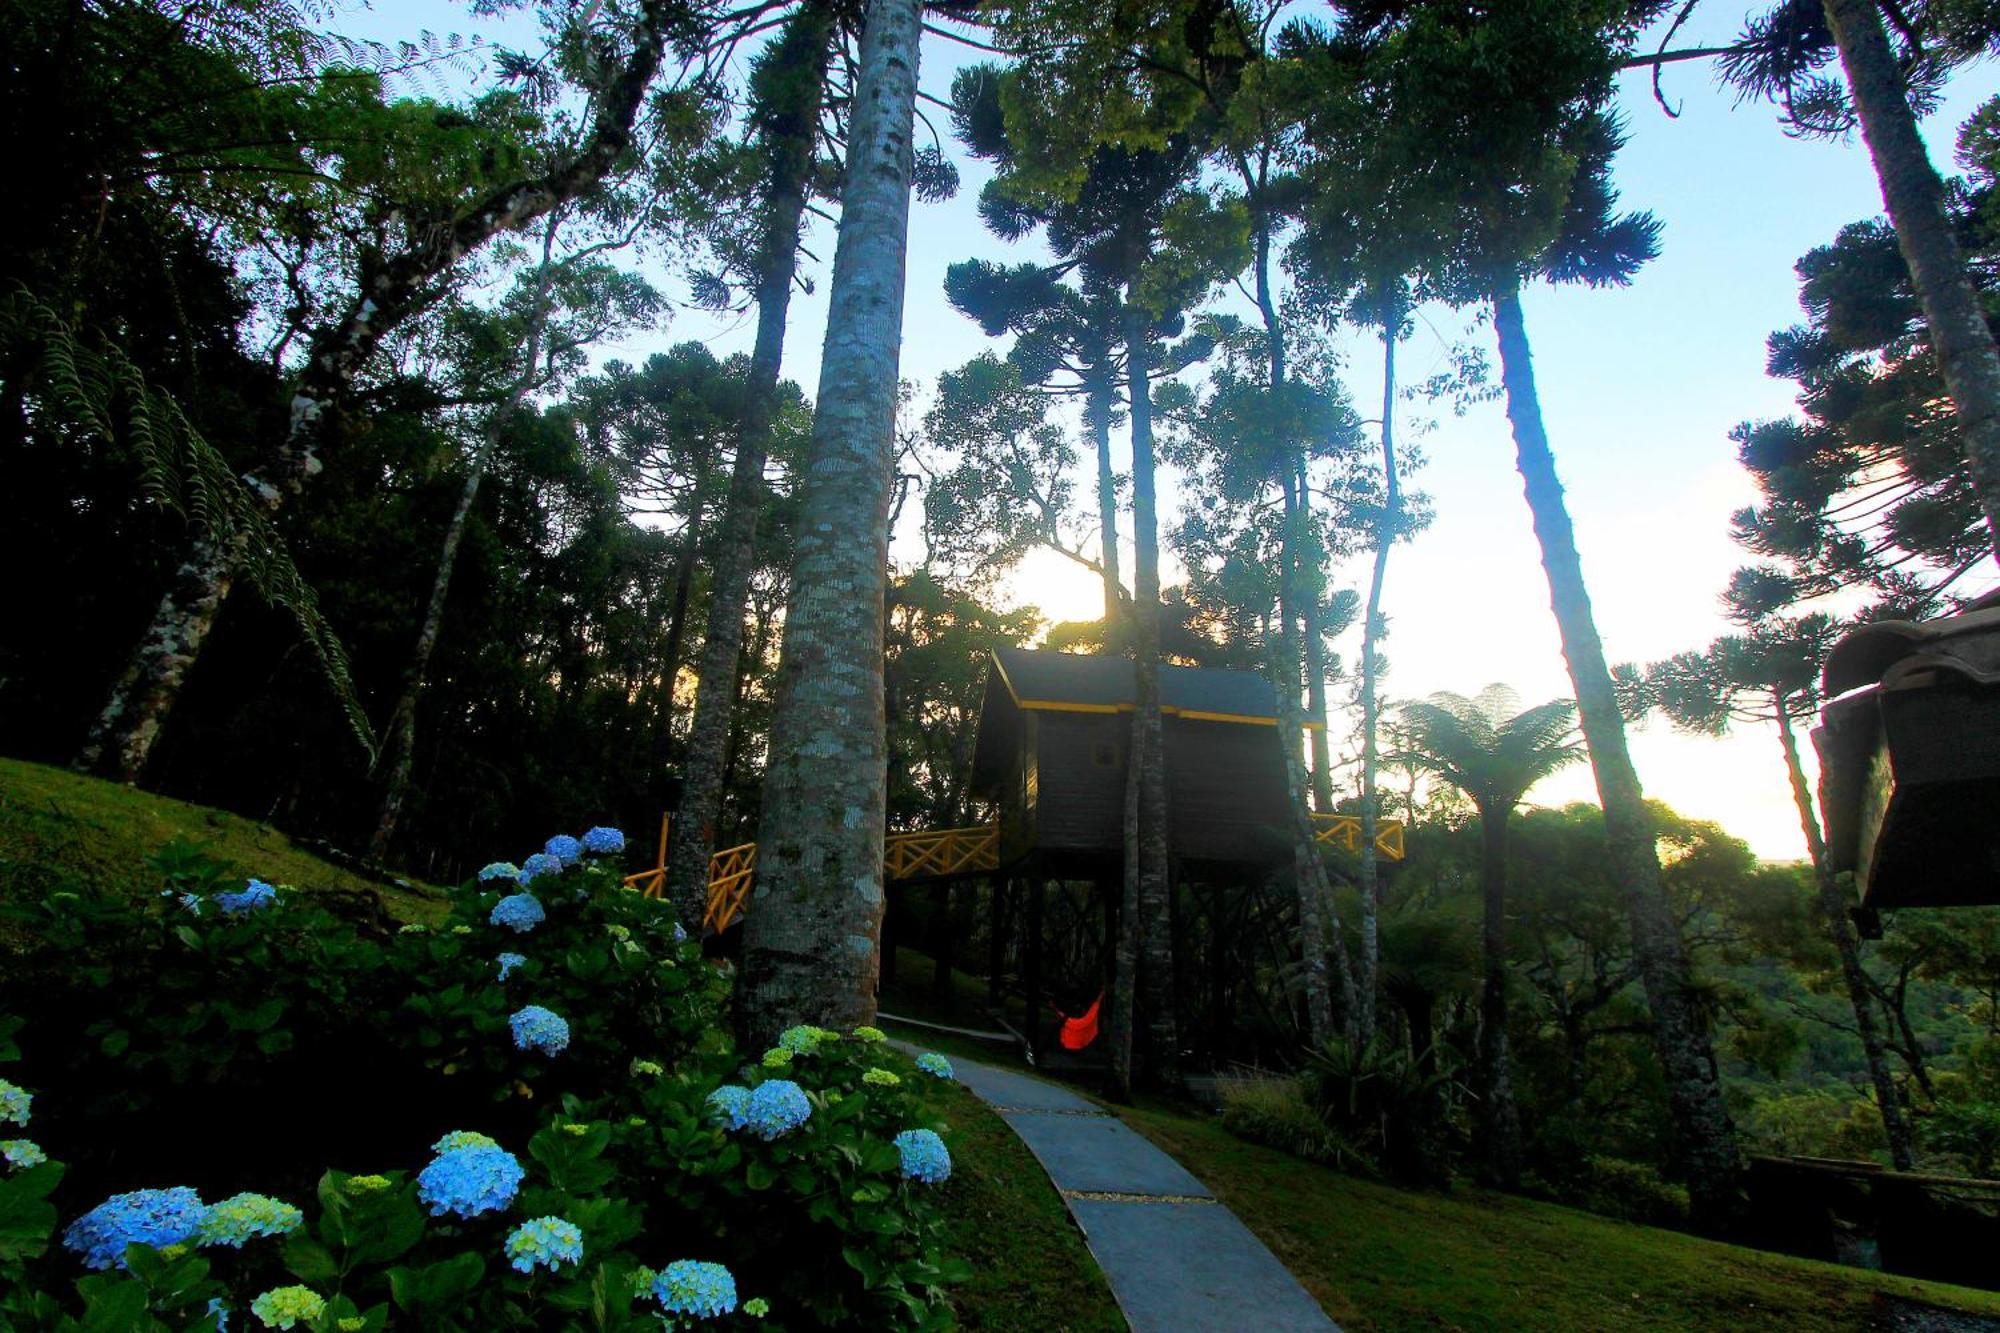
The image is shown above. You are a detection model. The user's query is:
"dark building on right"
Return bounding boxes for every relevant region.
[1815,589,2000,910]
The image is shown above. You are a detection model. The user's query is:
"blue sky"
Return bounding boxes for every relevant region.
[341,1,1999,857]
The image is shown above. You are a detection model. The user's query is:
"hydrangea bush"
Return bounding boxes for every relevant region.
[0,842,971,1328]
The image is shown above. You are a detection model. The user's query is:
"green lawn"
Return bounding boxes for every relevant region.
[913,1067,1125,1331]
[0,756,443,922]
[1121,1104,2000,1332]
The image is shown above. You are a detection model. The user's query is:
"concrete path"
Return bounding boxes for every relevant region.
[928,1051,1339,1332]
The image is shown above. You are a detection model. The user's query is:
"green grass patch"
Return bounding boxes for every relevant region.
[913,1069,1124,1331]
[0,756,443,922]
[1120,1103,2000,1332]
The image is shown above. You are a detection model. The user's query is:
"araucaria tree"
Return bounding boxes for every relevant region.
[74,0,696,783]
[1337,0,1745,1229]
[738,0,924,1044]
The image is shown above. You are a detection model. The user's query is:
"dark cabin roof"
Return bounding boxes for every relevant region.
[991,647,1289,723]
[972,647,1311,796]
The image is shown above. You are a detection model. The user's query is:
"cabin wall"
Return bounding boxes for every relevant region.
[995,710,1039,865]
[1032,712,1129,852]
[1019,712,1291,867]
[1164,718,1290,865]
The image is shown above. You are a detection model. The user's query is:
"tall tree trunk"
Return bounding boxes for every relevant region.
[1491,282,1743,1231]
[737,0,920,1046]
[1822,0,2000,558]
[1125,301,1179,1084]
[664,3,834,931]
[1086,353,1124,635]
[1356,296,1402,1050]
[648,471,710,772]
[1112,715,1141,1098]
[370,217,569,860]
[1248,217,1355,1045]
[1775,696,1916,1170]
[1477,805,1524,1188]
[73,3,677,781]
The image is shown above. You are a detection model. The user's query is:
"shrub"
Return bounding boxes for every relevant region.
[1558,1156,1691,1228]
[1217,1077,1377,1176]
[0,839,969,1328]
[1299,1037,1465,1186]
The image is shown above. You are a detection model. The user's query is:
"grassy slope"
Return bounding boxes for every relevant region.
[884,949,2000,1330]
[0,756,442,921]
[1122,1105,2000,1333]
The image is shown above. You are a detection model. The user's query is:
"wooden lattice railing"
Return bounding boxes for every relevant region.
[626,810,1403,933]
[1312,812,1406,860]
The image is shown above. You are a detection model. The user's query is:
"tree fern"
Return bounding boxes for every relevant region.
[3,290,378,763]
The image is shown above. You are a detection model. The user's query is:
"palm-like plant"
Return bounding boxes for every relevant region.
[1398,686,1583,1188]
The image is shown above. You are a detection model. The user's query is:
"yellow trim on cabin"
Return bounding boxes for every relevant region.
[991,652,1325,730]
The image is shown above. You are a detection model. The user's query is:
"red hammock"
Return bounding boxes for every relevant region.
[1053,993,1103,1050]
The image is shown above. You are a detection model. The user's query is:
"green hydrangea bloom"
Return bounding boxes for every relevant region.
[863,1068,901,1087]
[345,1175,391,1194]
[761,1047,793,1070]
[451,925,472,935]
[431,1130,499,1153]
[851,1026,887,1043]
[561,1123,589,1138]
[631,1059,665,1077]
[250,1285,326,1329]
[338,1320,366,1332]
[745,1297,771,1318]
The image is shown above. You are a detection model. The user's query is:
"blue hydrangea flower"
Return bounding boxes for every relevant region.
[197,1192,303,1247]
[518,853,563,884]
[893,1129,952,1184]
[504,1215,584,1274]
[489,893,545,933]
[178,893,203,915]
[216,879,277,915]
[581,826,625,855]
[544,835,583,866]
[478,861,521,882]
[745,1080,811,1140]
[673,922,688,943]
[2,1139,45,1169]
[63,1186,207,1270]
[416,1143,524,1219]
[509,1005,570,1056]
[914,1052,954,1080]
[705,1085,751,1131]
[0,1078,29,1126]
[205,1296,229,1331]
[653,1260,738,1319]
[497,952,527,981]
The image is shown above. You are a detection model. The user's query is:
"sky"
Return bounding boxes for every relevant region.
[340,2,1999,859]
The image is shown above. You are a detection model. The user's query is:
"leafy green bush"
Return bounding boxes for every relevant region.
[1217,1076,1376,1176]
[0,840,969,1328]
[1300,1037,1465,1186]
[1556,1156,1691,1228]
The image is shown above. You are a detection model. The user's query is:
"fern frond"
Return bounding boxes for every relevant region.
[2,289,378,764]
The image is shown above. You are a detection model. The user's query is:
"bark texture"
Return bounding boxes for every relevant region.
[75,1,678,781]
[1086,354,1124,632]
[664,2,834,932]
[1477,807,1524,1187]
[737,0,920,1046]
[1776,700,1915,1170]
[1492,283,1742,1231]
[1823,0,2000,558]
[1356,307,1401,1044]
[1126,303,1179,1083]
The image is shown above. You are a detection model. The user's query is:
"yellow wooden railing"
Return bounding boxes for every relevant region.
[1312,812,1405,861]
[628,811,1403,933]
